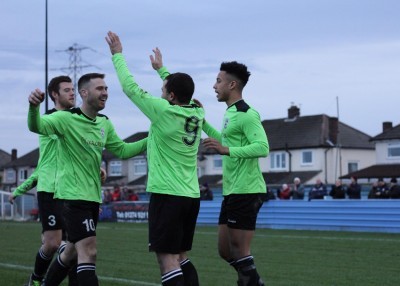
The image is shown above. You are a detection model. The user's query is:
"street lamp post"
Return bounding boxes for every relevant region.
[45,0,48,112]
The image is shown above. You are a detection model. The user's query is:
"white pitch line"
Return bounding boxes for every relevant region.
[195,230,400,242]
[0,263,160,286]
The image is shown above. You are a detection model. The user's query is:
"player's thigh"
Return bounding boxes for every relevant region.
[228,228,255,258]
[62,200,99,244]
[37,192,64,231]
[218,224,231,259]
[75,236,97,264]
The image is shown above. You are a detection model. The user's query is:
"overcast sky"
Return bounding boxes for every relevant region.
[1,0,399,157]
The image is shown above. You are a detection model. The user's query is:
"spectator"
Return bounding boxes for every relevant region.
[368,179,389,199]
[265,187,276,201]
[279,184,291,200]
[389,178,400,199]
[291,177,305,200]
[367,181,378,199]
[200,183,213,201]
[102,189,112,204]
[308,179,327,200]
[127,190,139,201]
[112,185,121,201]
[330,179,346,199]
[346,176,361,199]
[120,187,129,201]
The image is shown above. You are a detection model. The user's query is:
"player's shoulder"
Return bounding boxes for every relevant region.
[97,113,109,120]
[232,100,251,113]
[44,108,58,115]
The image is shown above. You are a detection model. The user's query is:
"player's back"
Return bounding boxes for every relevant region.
[146,103,204,198]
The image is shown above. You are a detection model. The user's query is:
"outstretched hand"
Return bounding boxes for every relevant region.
[105,31,123,55]
[28,88,45,106]
[150,47,163,70]
[8,193,16,205]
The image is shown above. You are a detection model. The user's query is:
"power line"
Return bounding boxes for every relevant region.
[53,43,100,106]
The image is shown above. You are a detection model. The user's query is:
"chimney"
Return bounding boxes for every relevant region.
[288,105,300,119]
[11,149,17,161]
[329,118,339,144]
[382,122,393,132]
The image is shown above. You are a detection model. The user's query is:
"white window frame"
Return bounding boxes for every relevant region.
[19,169,28,181]
[133,159,147,175]
[109,161,122,176]
[6,169,15,183]
[270,152,286,170]
[301,150,313,166]
[388,143,400,158]
[348,162,359,173]
[213,155,222,169]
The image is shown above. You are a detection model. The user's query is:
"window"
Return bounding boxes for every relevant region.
[6,170,15,183]
[197,166,205,178]
[134,159,147,175]
[109,161,122,176]
[348,162,358,173]
[19,169,28,181]
[213,155,222,169]
[302,151,313,165]
[388,144,400,158]
[270,152,286,170]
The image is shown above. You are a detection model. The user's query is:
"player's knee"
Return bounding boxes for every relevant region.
[218,248,231,262]
[43,240,62,255]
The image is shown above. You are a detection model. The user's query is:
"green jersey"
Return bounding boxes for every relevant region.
[13,108,60,197]
[203,100,269,196]
[12,170,38,197]
[112,53,204,198]
[28,106,147,203]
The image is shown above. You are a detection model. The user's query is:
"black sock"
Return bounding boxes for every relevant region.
[180,259,199,286]
[44,255,71,286]
[31,247,53,281]
[161,269,184,286]
[68,264,78,286]
[77,263,98,286]
[229,259,239,272]
[233,256,264,286]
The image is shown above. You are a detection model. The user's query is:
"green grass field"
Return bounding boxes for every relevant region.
[1,221,399,286]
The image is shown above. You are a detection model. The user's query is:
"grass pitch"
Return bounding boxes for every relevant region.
[0,221,399,285]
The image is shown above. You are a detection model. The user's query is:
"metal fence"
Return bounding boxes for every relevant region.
[0,190,37,221]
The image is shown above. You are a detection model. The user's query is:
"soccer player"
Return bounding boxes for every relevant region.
[27,73,148,286]
[202,62,269,286]
[9,76,76,286]
[106,31,204,286]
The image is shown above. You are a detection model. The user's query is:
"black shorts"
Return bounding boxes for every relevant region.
[37,192,64,232]
[218,193,265,230]
[62,200,99,243]
[148,193,200,254]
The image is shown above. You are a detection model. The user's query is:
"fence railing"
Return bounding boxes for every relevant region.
[0,190,37,221]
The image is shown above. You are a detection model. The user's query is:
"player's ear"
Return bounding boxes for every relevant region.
[169,91,176,102]
[51,91,58,100]
[79,89,88,98]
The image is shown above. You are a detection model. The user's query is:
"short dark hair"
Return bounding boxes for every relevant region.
[220,61,251,88]
[78,73,105,91]
[47,75,72,102]
[165,72,195,104]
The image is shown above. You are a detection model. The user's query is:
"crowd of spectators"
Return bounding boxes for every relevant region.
[102,178,400,204]
[102,185,140,203]
[273,176,400,201]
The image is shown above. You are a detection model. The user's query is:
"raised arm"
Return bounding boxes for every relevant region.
[27,88,58,135]
[150,47,170,80]
[105,31,170,121]
[27,88,45,134]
